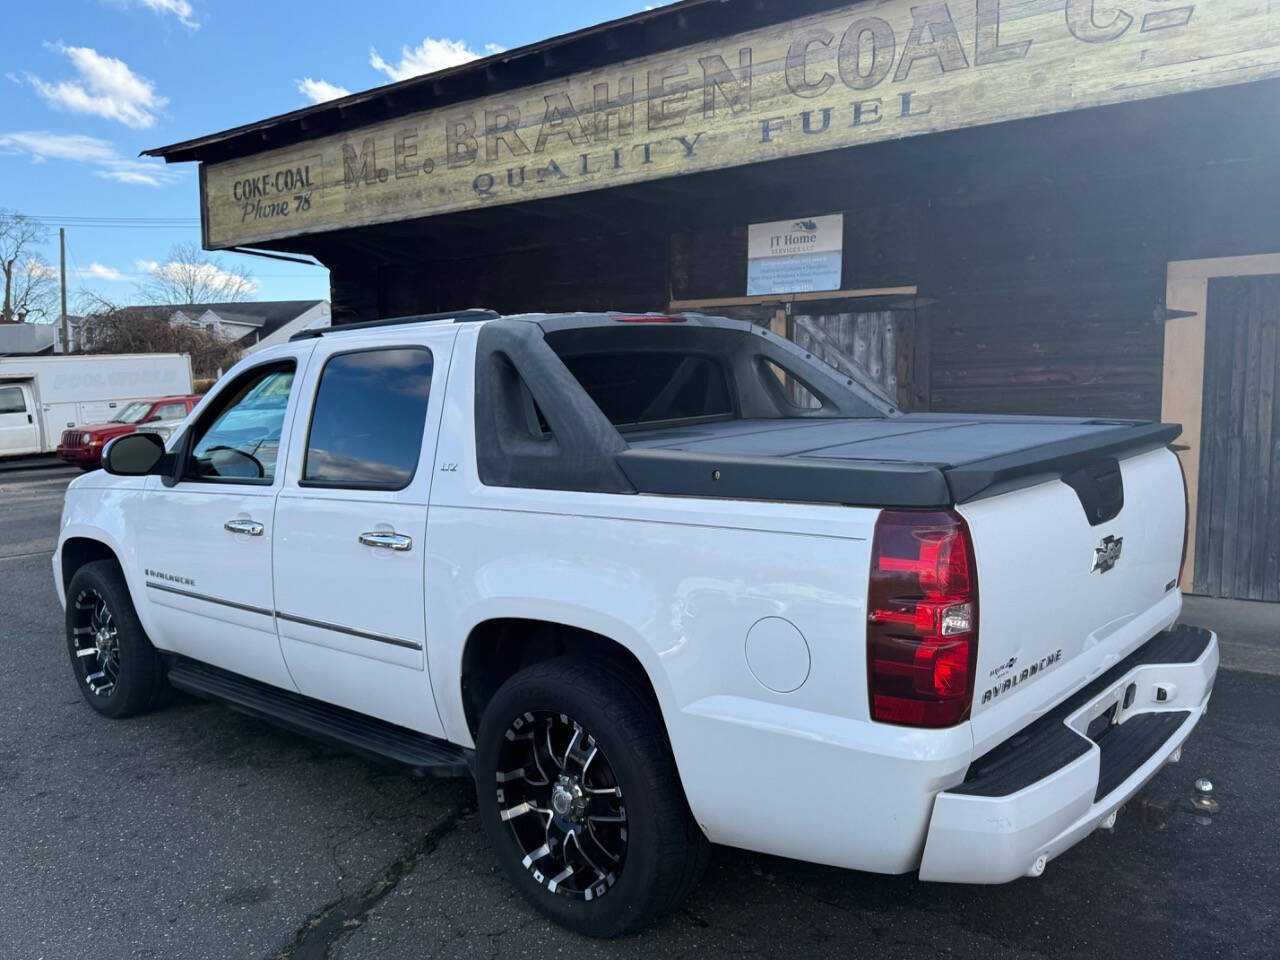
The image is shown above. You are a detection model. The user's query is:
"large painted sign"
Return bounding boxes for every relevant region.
[200,1,1279,248]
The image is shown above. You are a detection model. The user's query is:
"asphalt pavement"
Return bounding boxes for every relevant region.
[1,467,1276,959]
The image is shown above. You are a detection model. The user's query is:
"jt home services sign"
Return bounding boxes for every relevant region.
[748,215,844,295]
[201,0,1280,248]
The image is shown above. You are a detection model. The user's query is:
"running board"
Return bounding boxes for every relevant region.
[166,657,472,779]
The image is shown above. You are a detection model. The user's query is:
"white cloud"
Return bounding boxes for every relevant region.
[297,77,350,104]
[27,44,167,129]
[26,259,60,280]
[0,130,179,187]
[143,258,259,296]
[79,262,125,281]
[369,37,504,83]
[134,0,199,29]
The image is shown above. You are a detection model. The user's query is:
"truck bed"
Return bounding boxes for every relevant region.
[616,414,1180,507]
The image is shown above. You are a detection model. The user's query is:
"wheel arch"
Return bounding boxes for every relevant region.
[55,520,146,635]
[459,617,665,741]
[60,536,120,592]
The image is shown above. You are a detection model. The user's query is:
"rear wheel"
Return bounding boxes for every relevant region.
[65,560,167,718]
[475,657,708,937]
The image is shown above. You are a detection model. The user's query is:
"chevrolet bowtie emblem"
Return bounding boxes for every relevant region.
[1092,535,1124,573]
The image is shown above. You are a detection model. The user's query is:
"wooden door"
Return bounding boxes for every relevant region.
[1194,275,1280,601]
[791,309,914,409]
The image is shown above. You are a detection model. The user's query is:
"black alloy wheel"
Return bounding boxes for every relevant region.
[64,559,167,719]
[69,587,121,699]
[476,657,709,937]
[495,710,629,902]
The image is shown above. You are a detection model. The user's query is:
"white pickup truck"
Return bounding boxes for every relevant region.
[55,310,1217,937]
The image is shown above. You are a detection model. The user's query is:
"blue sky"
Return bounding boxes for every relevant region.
[1,0,663,308]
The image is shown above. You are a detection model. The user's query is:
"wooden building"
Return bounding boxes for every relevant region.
[147,0,1280,601]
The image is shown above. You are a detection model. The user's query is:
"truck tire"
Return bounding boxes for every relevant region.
[64,559,167,719]
[475,656,709,937]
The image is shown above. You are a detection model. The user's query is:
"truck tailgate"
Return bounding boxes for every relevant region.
[958,446,1186,756]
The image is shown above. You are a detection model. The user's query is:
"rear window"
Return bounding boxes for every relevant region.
[152,402,189,421]
[559,352,733,428]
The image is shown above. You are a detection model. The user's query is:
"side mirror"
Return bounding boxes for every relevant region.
[102,433,167,477]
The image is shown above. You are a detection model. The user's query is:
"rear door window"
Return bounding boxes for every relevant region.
[302,347,434,490]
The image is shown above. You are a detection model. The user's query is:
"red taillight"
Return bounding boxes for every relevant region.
[867,510,979,728]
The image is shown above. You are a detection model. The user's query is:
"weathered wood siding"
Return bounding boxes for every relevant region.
[924,175,1171,420]
[321,79,1280,429]
[375,229,669,318]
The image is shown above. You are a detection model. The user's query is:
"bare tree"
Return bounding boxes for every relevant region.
[1,209,58,323]
[78,295,243,379]
[138,242,255,305]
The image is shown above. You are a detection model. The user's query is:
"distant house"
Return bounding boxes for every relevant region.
[156,301,330,350]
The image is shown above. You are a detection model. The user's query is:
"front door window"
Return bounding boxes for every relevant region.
[187,365,294,483]
[0,386,27,415]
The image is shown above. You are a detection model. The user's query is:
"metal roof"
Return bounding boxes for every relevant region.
[145,0,850,166]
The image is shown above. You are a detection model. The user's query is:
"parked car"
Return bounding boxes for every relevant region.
[55,310,1217,937]
[56,395,203,470]
[0,354,193,459]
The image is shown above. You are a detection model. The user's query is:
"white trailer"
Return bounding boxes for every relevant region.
[0,354,193,458]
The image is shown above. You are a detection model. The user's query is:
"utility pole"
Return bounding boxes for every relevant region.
[59,228,69,352]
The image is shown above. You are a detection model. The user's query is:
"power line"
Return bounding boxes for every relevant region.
[28,215,199,222]
[27,220,203,230]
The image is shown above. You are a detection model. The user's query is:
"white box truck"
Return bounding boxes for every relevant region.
[0,354,193,458]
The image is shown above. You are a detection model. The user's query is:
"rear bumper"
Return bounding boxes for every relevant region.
[920,624,1217,883]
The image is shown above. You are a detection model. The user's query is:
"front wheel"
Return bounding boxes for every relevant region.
[475,657,709,938]
[65,559,167,718]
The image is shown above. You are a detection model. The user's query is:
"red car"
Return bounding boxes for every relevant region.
[56,395,202,470]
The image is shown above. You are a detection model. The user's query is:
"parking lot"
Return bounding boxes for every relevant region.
[1,465,1277,960]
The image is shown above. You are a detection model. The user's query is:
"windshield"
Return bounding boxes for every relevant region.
[111,402,152,424]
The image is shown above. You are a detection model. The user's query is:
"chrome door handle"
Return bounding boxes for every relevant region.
[224,519,265,537]
[359,531,413,552]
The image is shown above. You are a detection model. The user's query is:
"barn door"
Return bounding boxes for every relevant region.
[791,308,912,409]
[1194,275,1280,601]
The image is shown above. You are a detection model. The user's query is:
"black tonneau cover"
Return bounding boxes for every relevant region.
[616,415,1181,507]
[469,313,1179,507]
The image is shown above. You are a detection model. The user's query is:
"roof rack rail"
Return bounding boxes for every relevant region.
[290,308,500,341]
